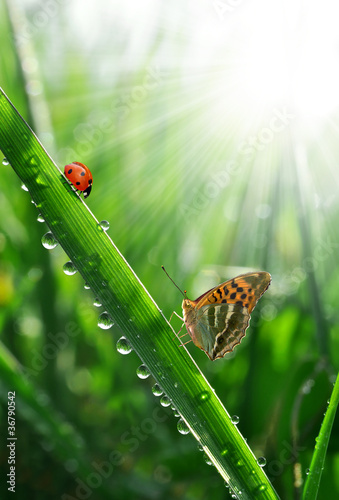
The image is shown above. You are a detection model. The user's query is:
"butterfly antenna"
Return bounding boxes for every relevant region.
[161,266,187,298]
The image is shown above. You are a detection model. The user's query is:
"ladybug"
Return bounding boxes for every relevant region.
[64,161,93,198]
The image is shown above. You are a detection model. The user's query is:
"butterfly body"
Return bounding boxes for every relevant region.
[182,272,271,360]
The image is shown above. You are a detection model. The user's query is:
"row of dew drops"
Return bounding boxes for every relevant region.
[11,168,311,499]
[39,224,273,500]
[40,221,133,351]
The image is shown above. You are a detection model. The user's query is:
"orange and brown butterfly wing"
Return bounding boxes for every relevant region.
[182,272,271,360]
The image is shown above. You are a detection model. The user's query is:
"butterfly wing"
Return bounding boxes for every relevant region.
[182,272,271,360]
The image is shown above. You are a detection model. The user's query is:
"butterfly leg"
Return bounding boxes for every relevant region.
[166,311,191,347]
[168,310,184,323]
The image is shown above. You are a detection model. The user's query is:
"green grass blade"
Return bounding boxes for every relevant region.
[0,87,280,500]
[302,372,339,500]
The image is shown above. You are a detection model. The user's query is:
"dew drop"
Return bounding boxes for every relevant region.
[204,453,213,466]
[84,282,90,290]
[305,468,310,475]
[63,261,77,275]
[160,395,171,407]
[93,298,102,307]
[257,456,266,467]
[152,384,163,397]
[177,418,190,435]
[21,183,29,191]
[2,157,9,166]
[136,364,150,379]
[116,336,132,355]
[98,311,114,330]
[231,415,240,425]
[172,407,181,417]
[199,391,210,402]
[99,220,110,231]
[37,213,45,223]
[41,231,58,249]
[29,155,38,166]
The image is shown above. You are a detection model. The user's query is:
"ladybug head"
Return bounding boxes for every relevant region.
[83,184,92,198]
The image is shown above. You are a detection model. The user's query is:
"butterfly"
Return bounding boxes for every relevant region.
[163,268,271,361]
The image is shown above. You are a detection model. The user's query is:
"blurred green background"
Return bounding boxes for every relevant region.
[0,1,339,499]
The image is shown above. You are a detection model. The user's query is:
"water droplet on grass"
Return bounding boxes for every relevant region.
[29,155,38,166]
[41,231,58,249]
[84,283,90,289]
[93,298,102,307]
[2,158,9,166]
[99,220,110,231]
[305,468,310,475]
[204,454,213,465]
[231,415,239,424]
[136,364,150,379]
[255,484,267,493]
[152,384,163,396]
[199,391,210,402]
[98,312,114,329]
[172,407,180,417]
[37,214,45,223]
[116,336,132,355]
[257,457,266,467]
[21,184,29,191]
[177,418,190,435]
[63,261,77,275]
[160,395,171,407]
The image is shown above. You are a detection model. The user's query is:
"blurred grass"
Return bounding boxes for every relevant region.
[0,1,339,499]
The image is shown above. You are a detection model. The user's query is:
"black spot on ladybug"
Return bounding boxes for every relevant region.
[76,181,80,186]
[67,168,73,174]
[80,172,85,176]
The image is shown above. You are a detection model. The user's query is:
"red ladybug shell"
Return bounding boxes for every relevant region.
[64,161,93,198]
